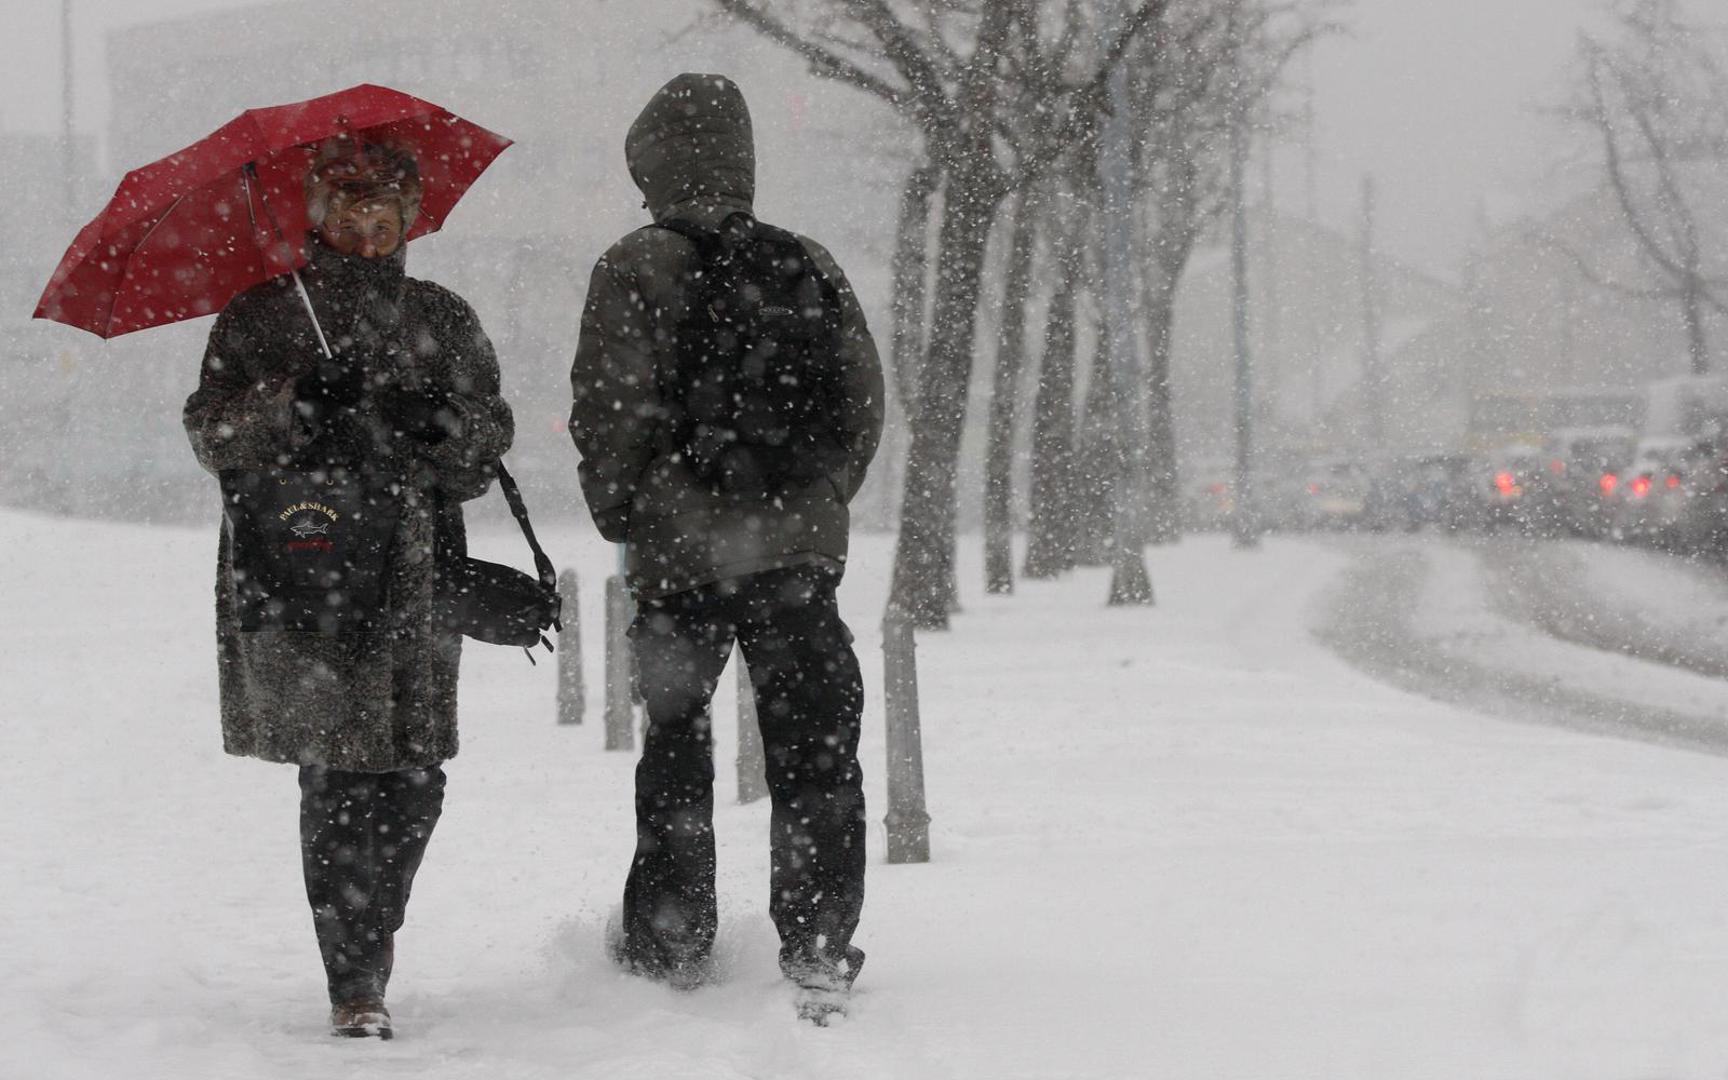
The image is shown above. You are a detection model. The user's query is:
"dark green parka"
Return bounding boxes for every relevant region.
[569,73,885,598]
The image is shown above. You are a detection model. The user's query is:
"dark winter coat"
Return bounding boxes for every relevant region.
[569,72,885,598]
[184,239,513,771]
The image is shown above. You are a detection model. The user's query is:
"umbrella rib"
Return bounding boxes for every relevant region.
[132,192,188,252]
[241,166,259,234]
[101,191,190,334]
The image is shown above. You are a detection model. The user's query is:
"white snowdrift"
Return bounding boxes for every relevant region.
[2,508,1727,1080]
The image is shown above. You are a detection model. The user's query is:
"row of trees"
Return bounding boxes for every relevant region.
[711,0,1334,626]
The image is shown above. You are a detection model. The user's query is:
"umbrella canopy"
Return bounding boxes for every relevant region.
[34,83,511,340]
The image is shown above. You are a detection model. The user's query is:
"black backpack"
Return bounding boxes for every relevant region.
[654,213,848,497]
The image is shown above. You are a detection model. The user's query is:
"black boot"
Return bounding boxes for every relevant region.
[300,764,444,1032]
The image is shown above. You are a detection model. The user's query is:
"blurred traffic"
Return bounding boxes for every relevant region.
[1189,376,1728,560]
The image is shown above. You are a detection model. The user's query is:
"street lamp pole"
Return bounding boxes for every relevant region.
[62,0,75,216]
[1229,6,1261,551]
[1359,175,1386,449]
[1097,0,1155,603]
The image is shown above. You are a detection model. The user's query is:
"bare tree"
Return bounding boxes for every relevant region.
[983,181,1040,594]
[713,0,1169,628]
[980,3,1103,595]
[1567,0,1728,375]
[1023,187,1089,579]
[1128,0,1337,540]
[874,161,942,528]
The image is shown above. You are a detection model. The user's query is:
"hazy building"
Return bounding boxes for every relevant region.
[1172,207,1461,462]
[1,132,97,321]
[90,0,904,521]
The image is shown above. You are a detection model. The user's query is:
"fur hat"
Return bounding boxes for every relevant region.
[305,136,424,231]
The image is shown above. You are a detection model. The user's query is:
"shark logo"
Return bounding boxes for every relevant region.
[289,515,332,539]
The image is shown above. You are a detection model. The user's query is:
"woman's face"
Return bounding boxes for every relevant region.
[318,197,404,260]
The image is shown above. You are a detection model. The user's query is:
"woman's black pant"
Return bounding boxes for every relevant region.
[299,764,445,1004]
[620,566,867,982]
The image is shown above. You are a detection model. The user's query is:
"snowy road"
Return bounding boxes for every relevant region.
[1318,533,1728,755]
[1486,537,1728,680]
[6,509,1728,1079]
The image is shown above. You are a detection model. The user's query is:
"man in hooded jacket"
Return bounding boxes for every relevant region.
[569,73,884,1018]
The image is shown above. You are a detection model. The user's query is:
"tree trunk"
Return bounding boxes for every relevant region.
[1071,322,1119,568]
[878,163,941,527]
[890,164,941,412]
[1023,204,1084,580]
[1684,266,1711,376]
[984,185,1040,594]
[1143,259,1183,542]
[889,162,1008,628]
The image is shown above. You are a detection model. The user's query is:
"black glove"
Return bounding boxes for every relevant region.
[379,384,459,446]
[289,358,368,441]
[293,357,365,411]
[593,505,631,543]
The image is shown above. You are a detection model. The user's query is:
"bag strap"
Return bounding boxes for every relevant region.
[652,212,754,250]
[491,460,557,592]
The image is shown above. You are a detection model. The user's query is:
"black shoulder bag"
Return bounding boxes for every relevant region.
[437,460,563,661]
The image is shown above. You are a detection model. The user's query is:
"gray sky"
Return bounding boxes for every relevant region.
[0,0,1625,277]
[1300,0,1613,276]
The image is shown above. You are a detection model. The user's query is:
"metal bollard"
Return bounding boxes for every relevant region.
[882,603,931,863]
[603,574,635,751]
[735,647,767,804]
[556,569,583,725]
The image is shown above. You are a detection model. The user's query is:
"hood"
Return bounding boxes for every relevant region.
[626,73,755,224]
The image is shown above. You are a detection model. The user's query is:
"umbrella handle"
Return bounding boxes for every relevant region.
[242,161,333,361]
[289,268,334,360]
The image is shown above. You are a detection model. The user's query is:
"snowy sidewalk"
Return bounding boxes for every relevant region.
[3,509,1727,1079]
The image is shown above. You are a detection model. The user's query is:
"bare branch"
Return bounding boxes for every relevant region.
[1525,226,1686,303]
[710,0,909,108]
[1583,38,1696,288]
[848,0,964,132]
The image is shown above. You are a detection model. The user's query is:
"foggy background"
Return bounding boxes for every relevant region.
[0,0,1715,529]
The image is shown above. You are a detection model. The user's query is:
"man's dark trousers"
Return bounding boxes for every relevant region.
[621,565,866,983]
[299,764,445,1004]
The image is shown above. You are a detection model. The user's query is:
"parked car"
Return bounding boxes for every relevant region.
[1292,459,1371,531]
[1414,454,1478,533]
[1530,427,1636,538]
[1474,444,1545,531]
[1181,458,1235,533]
[1680,440,1728,558]
[1363,457,1422,532]
[1610,437,1697,548]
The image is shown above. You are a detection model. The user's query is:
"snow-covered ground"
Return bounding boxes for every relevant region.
[1430,542,1728,731]
[5,508,1728,1079]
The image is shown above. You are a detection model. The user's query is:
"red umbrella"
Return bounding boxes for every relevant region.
[34,83,511,348]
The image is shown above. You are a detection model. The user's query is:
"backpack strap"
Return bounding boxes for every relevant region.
[652,212,754,249]
[650,218,708,245]
[491,459,557,593]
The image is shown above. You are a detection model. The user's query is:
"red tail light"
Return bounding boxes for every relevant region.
[1307,483,1321,496]
[1549,459,1566,474]
[1665,473,1682,490]
[1600,473,1619,496]
[1631,475,1652,498]
[1494,471,1518,496]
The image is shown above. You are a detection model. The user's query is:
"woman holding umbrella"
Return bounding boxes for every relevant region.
[182,135,512,1040]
